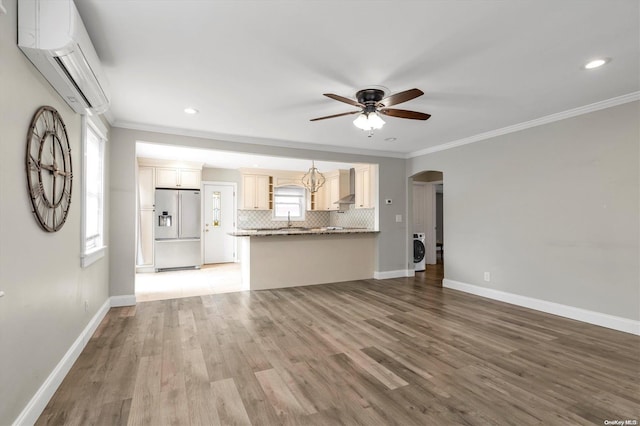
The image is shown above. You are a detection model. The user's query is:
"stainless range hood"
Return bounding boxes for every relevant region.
[334,168,356,204]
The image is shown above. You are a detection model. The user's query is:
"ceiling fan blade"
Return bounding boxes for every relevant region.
[379,108,431,120]
[310,110,361,121]
[379,88,424,107]
[323,93,364,108]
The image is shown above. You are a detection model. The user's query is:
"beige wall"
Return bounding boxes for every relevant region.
[0,0,111,423]
[409,101,640,321]
[202,166,242,184]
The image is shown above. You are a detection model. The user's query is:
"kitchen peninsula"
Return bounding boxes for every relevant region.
[231,228,378,290]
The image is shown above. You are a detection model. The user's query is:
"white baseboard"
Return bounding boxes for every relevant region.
[12,298,111,426]
[110,294,136,307]
[374,269,415,279]
[443,279,640,336]
[12,295,138,425]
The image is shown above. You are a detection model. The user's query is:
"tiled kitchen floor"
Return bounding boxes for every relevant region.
[135,262,244,302]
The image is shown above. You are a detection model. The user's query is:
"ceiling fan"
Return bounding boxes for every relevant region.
[310,88,431,135]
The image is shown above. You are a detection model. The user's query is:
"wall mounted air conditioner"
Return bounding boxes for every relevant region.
[18,0,110,115]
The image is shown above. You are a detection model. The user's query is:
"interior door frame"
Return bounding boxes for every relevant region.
[413,181,438,265]
[201,181,238,264]
[429,180,443,265]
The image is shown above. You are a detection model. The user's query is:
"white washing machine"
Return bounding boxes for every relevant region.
[413,233,426,271]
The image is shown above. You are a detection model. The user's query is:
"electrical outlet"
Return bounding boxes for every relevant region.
[484,272,491,282]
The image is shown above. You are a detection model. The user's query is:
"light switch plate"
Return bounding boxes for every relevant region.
[395,214,402,222]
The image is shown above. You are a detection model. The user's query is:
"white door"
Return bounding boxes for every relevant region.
[203,183,236,264]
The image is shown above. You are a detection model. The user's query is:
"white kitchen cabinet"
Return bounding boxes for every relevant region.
[355,166,373,209]
[156,167,201,189]
[139,209,155,267]
[138,166,155,209]
[313,182,329,211]
[242,174,272,210]
[179,169,201,188]
[332,171,349,205]
[138,166,155,268]
[312,170,349,211]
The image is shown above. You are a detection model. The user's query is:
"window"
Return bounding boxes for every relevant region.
[212,191,221,227]
[273,185,306,221]
[81,116,107,267]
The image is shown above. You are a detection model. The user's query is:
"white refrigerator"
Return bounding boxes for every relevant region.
[154,189,201,270]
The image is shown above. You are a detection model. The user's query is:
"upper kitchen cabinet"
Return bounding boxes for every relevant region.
[313,169,349,211]
[242,174,273,210]
[355,165,374,209]
[138,166,155,209]
[156,167,201,189]
[137,158,203,189]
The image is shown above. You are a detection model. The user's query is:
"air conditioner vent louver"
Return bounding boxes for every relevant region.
[53,56,93,108]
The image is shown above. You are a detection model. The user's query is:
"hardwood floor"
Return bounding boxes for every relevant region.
[414,260,444,287]
[38,266,640,425]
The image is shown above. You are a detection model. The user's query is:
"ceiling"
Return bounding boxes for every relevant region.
[77,1,639,158]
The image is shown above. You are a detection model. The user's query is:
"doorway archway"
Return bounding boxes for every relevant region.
[411,170,443,269]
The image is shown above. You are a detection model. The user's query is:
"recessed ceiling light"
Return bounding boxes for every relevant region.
[184,107,199,114]
[584,58,610,70]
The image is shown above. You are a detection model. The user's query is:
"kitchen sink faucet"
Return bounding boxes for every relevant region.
[287,211,292,228]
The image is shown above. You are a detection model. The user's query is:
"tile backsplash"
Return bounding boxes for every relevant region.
[238,210,330,229]
[238,206,375,230]
[330,206,375,229]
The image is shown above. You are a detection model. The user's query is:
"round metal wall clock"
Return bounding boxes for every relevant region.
[26,106,73,232]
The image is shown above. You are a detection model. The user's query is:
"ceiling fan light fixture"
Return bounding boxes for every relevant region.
[353,112,385,131]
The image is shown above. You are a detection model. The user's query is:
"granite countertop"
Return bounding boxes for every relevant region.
[229,227,378,237]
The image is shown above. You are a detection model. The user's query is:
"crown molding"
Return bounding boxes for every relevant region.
[100,109,115,126]
[112,120,408,159]
[409,91,640,158]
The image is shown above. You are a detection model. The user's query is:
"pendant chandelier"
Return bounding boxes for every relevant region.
[301,161,326,193]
